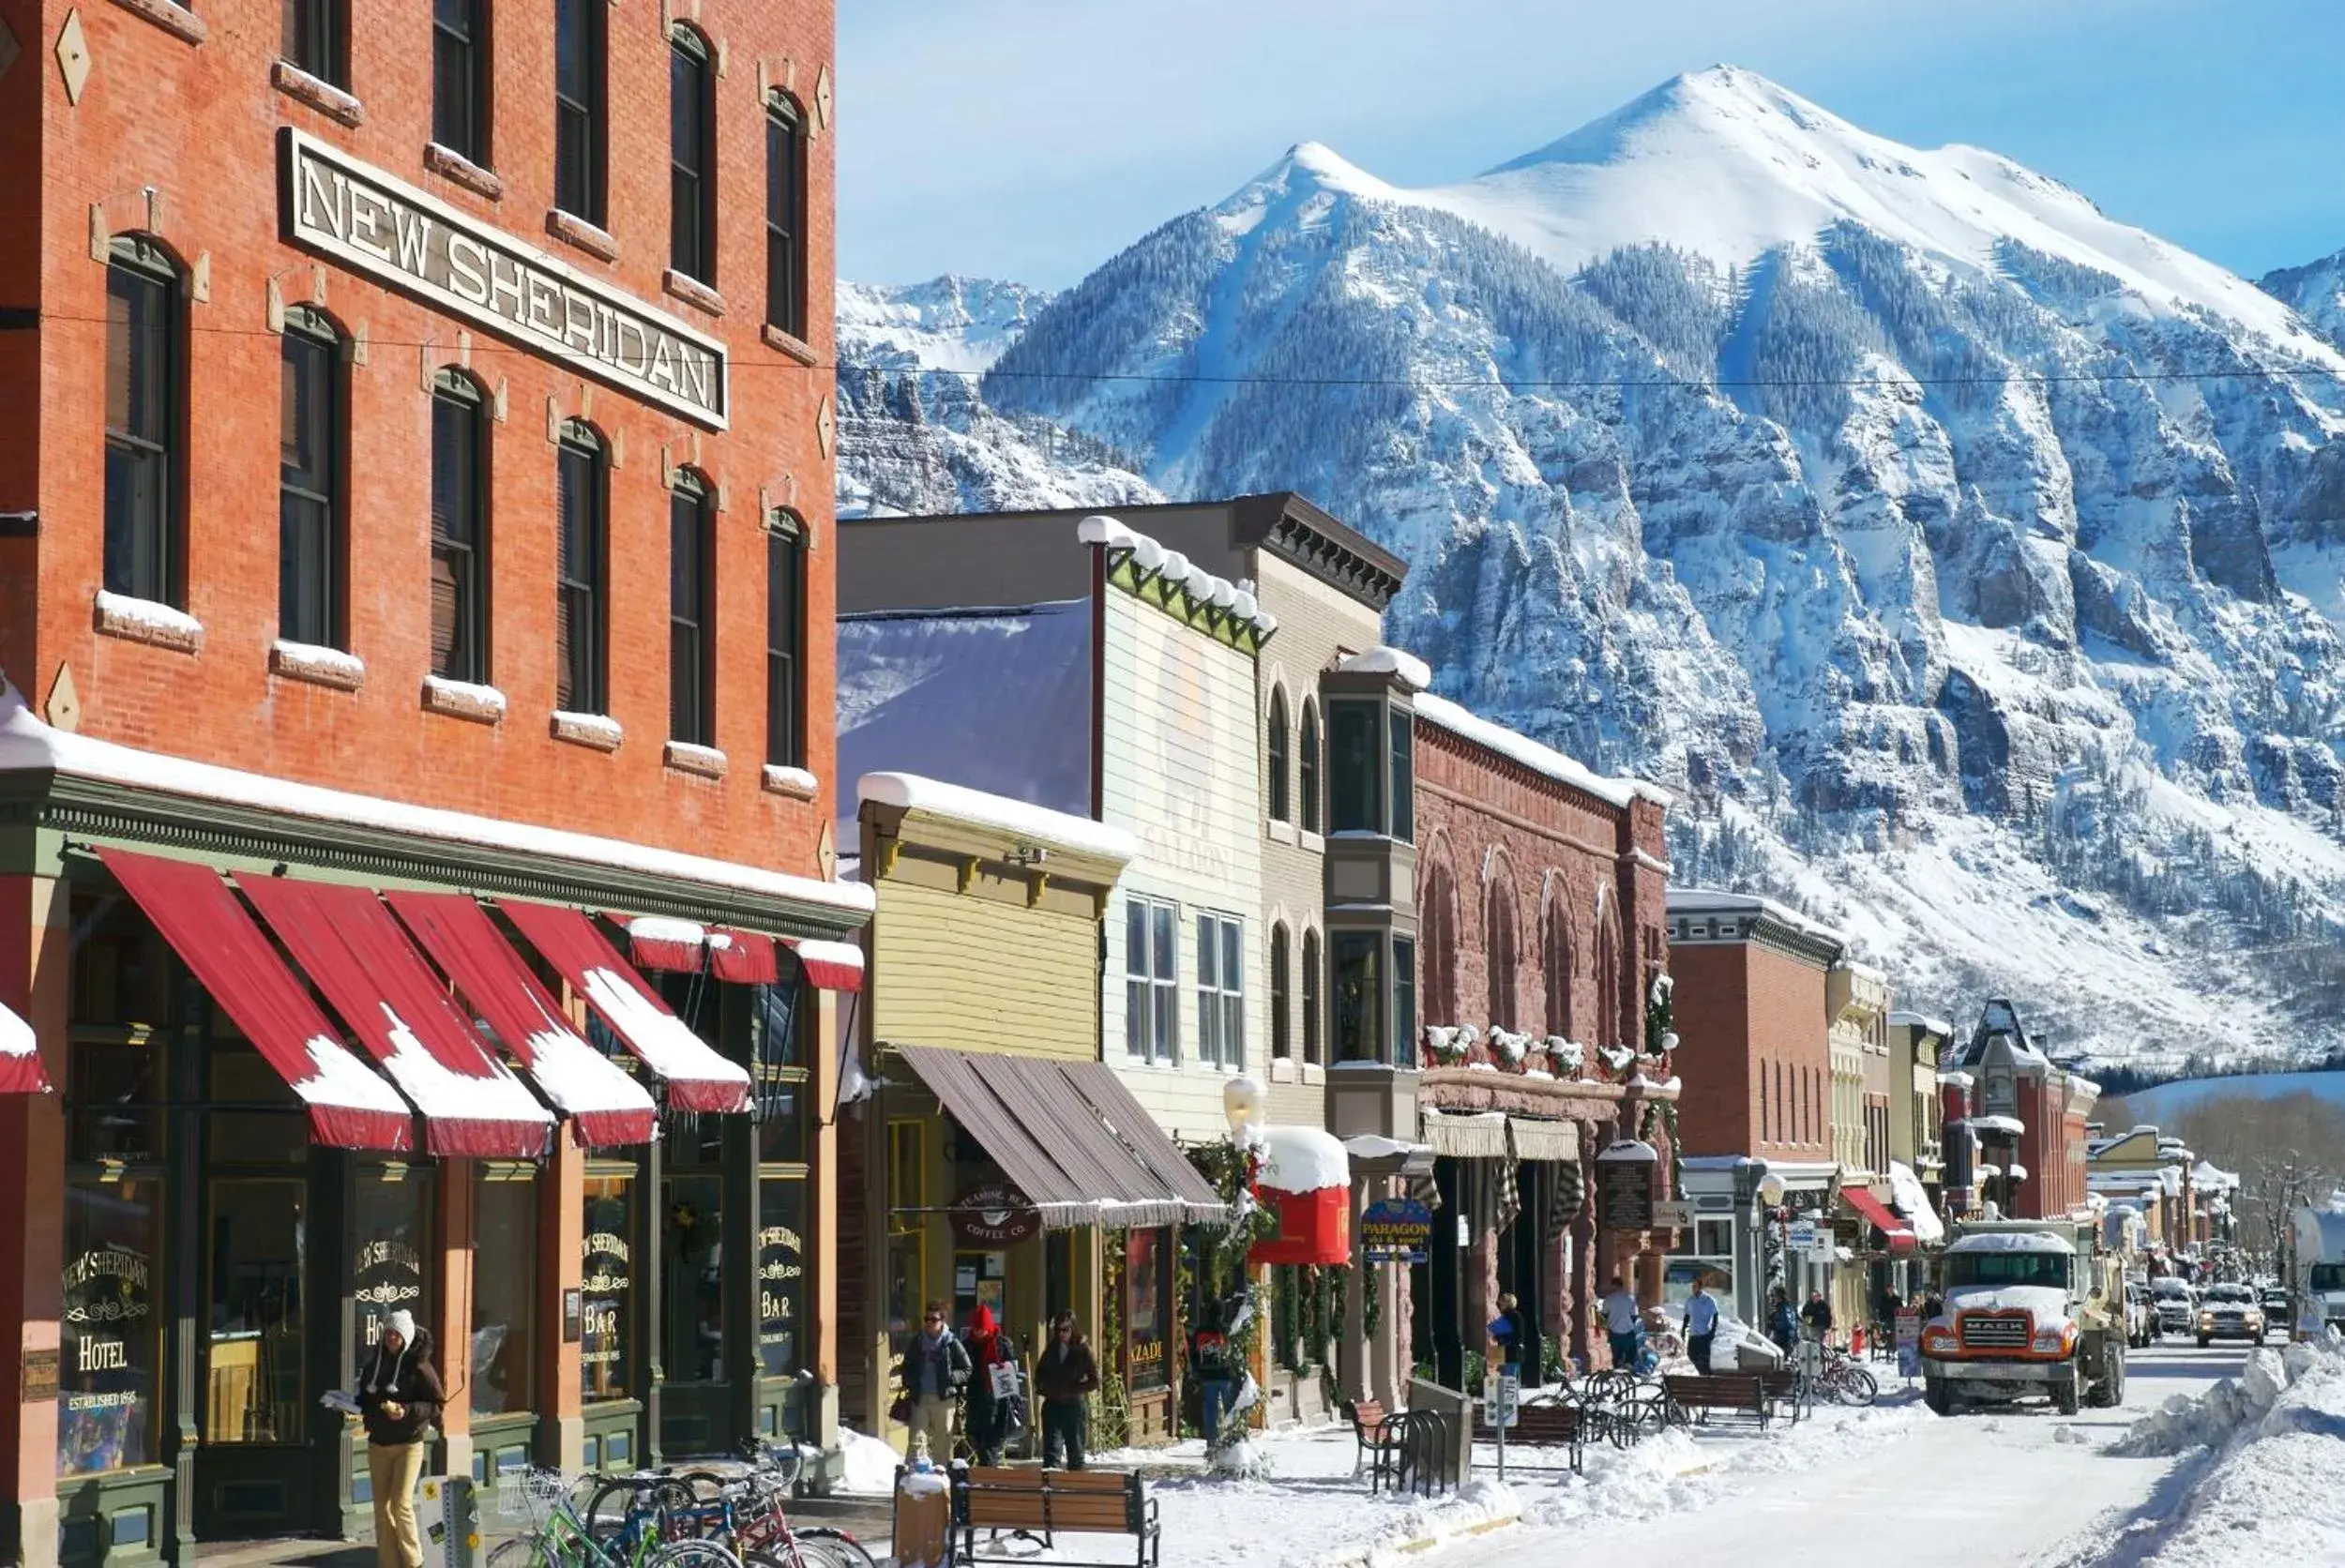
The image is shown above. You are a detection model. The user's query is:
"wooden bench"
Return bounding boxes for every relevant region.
[1471,1400,1584,1472]
[1343,1399,1398,1475]
[953,1467,1159,1568]
[1660,1374,1785,1429]
[1756,1369,1807,1424]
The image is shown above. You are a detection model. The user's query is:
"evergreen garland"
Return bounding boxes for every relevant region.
[1186,1136,1280,1465]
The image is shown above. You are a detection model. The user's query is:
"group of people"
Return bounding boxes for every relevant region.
[896,1303,1102,1469]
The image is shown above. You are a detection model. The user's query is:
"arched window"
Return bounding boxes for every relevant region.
[1265,688,1291,823]
[1419,863,1458,1026]
[279,307,345,650]
[1484,878,1519,1032]
[670,26,717,281]
[1269,924,1292,1060]
[1541,890,1574,1039]
[766,513,806,767]
[104,236,184,607]
[430,371,491,683]
[1593,901,1622,1049]
[555,422,609,715]
[1300,929,1322,1066]
[1297,700,1322,834]
[765,95,808,339]
[669,470,717,746]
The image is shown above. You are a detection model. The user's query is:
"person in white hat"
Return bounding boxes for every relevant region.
[357,1308,444,1568]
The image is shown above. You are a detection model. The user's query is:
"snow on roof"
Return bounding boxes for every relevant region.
[857,772,1136,863]
[1885,1161,1944,1244]
[1258,1124,1350,1194]
[1889,1010,1957,1038]
[1333,646,1431,691]
[1078,515,1277,637]
[1972,1113,2026,1136]
[0,683,870,919]
[1946,1229,2075,1255]
[1341,1134,1430,1162]
[1666,887,1848,947]
[1413,692,1668,811]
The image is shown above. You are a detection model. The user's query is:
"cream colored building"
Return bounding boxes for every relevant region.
[1829,961,1892,1179]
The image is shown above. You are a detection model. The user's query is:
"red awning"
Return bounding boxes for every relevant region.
[97,850,413,1151]
[607,913,708,973]
[498,900,752,1113]
[783,936,864,993]
[0,998,52,1094]
[386,892,658,1148]
[709,928,779,986]
[1842,1184,1915,1247]
[237,876,556,1160]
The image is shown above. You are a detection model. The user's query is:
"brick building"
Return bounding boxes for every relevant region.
[1938,1002,2097,1224]
[1,4,857,1562]
[1663,891,1846,1325]
[1407,686,1674,1377]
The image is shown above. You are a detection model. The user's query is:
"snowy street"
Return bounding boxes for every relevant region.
[1459,1343,2249,1568]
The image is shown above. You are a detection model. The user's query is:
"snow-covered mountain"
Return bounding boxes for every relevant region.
[835,278,1163,518]
[838,66,2345,1071]
[2262,248,2345,354]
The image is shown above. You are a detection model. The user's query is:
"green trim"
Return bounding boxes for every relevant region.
[0,769,865,938]
[1102,550,1266,657]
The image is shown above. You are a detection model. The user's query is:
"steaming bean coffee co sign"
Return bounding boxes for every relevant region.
[278,128,728,429]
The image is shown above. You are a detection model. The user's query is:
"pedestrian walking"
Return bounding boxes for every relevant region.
[1767,1288,1798,1353]
[1600,1275,1641,1370]
[1682,1277,1720,1374]
[1034,1311,1100,1470]
[357,1308,444,1568]
[961,1304,1020,1465]
[1802,1288,1835,1345]
[1488,1291,1520,1370]
[895,1303,972,1460]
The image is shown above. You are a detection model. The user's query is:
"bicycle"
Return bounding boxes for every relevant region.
[1809,1343,1880,1407]
[489,1470,744,1568]
[630,1443,877,1568]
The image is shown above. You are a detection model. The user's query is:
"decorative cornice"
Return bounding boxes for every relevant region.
[0,769,863,939]
[1263,509,1403,611]
[1418,1066,1624,1119]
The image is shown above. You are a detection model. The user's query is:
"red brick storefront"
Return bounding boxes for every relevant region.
[1410,694,1673,1374]
[2,6,856,1562]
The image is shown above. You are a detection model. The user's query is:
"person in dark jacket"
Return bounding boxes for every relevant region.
[1033,1312,1101,1470]
[961,1304,1021,1465]
[1802,1289,1835,1344]
[357,1309,445,1568]
[1767,1289,1798,1353]
[895,1304,971,1461]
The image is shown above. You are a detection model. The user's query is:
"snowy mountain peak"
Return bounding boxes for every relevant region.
[1486,64,1866,178]
[1217,140,1398,226]
[837,276,1055,374]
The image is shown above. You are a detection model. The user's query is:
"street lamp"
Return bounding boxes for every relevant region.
[1757,1171,1790,1310]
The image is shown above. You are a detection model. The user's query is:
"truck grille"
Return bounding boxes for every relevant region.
[1957,1312,2031,1349]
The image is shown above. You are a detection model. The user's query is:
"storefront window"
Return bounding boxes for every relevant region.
[471,1173,537,1415]
[1126,1228,1170,1392]
[206,1179,305,1444]
[354,1167,434,1375]
[582,1174,634,1402]
[208,1042,309,1165]
[68,1041,164,1164]
[758,1181,806,1377]
[665,1173,724,1381]
[1331,933,1384,1063]
[59,1179,161,1476]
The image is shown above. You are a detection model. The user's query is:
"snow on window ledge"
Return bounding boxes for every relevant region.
[551,711,623,752]
[93,591,204,655]
[761,763,819,800]
[664,741,728,780]
[421,675,507,725]
[267,639,365,692]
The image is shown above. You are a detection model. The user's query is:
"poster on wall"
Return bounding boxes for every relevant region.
[1126,1229,1169,1391]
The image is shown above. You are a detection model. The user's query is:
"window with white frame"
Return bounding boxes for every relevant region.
[1125,898,1179,1063]
[1197,914,1245,1069]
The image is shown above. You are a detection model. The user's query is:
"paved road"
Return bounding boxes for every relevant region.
[1463,1341,2251,1568]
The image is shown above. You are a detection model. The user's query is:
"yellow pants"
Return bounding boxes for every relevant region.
[908,1395,957,1462]
[369,1440,427,1568]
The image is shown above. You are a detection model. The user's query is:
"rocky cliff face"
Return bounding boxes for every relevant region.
[839,68,2345,1070]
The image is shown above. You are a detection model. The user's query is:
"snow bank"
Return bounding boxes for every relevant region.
[835,1425,902,1494]
[2105,1335,2345,1564]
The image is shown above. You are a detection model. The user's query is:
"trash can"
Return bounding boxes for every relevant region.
[893,1468,951,1568]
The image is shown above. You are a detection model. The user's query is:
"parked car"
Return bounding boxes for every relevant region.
[2197,1282,2266,1346]
[2262,1286,2291,1321]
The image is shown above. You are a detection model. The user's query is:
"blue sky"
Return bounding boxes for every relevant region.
[839,0,2345,289]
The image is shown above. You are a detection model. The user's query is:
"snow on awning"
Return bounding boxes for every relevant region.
[499,900,752,1113]
[710,928,780,986]
[0,996,51,1094]
[1886,1161,1944,1245]
[2006,1162,2031,1181]
[785,937,864,993]
[386,891,658,1148]
[98,849,413,1151]
[1258,1124,1350,1194]
[1841,1184,1914,1249]
[239,875,556,1160]
[613,914,708,973]
[1972,1113,2025,1136]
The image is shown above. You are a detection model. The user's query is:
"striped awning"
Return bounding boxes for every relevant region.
[1508,1116,1581,1163]
[1421,1108,1509,1161]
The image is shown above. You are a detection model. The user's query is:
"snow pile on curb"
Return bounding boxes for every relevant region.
[2098,1337,2345,1564]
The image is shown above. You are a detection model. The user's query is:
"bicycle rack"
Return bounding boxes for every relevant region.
[1371,1410,1454,1499]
